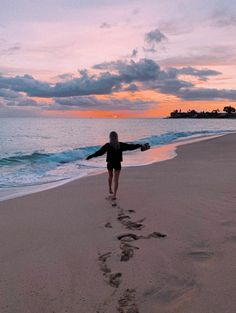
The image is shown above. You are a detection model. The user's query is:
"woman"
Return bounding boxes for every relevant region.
[86,131,150,200]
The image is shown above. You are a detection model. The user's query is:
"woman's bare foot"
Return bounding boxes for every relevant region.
[112,195,117,200]
[109,189,113,194]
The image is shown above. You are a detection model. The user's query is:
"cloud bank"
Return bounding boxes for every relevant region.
[0,56,235,115]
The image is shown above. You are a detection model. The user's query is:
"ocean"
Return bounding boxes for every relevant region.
[1,117,236,200]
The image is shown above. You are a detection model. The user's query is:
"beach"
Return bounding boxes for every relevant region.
[0,133,236,313]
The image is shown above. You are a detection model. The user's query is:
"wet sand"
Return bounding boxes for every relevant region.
[0,134,236,312]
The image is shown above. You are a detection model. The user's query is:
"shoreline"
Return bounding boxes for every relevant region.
[0,132,229,202]
[1,133,236,312]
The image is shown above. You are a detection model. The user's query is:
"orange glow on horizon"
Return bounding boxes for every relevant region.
[43,90,236,118]
[45,109,134,118]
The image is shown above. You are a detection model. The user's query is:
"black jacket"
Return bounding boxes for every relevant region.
[87,142,141,162]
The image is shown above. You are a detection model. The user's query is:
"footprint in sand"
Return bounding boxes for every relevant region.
[117,233,140,242]
[108,272,122,288]
[117,215,144,231]
[105,222,112,228]
[146,232,167,239]
[118,215,131,221]
[117,232,167,242]
[117,206,145,231]
[117,238,137,263]
[128,209,136,213]
[98,252,123,288]
[120,242,139,262]
[117,289,139,313]
[98,252,112,275]
[117,232,166,262]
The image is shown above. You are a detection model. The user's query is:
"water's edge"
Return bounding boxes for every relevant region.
[0,133,228,202]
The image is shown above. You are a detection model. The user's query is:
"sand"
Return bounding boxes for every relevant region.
[0,134,236,313]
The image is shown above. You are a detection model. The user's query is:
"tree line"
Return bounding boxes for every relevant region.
[169,106,236,118]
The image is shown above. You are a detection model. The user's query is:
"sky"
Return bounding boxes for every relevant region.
[0,0,236,117]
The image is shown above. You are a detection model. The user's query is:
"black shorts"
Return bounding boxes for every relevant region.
[107,162,121,171]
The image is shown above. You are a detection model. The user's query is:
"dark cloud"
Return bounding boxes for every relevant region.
[0,74,51,96]
[0,85,43,117]
[148,79,194,94]
[0,72,122,97]
[177,88,236,101]
[92,62,115,70]
[94,59,166,82]
[1,59,160,111]
[0,87,39,107]
[6,98,38,107]
[93,59,235,102]
[143,28,167,54]
[145,28,167,45]
[114,59,163,82]
[0,88,20,99]
[167,66,221,81]
[95,60,219,85]
[175,67,221,77]
[131,48,138,58]
[1,58,235,108]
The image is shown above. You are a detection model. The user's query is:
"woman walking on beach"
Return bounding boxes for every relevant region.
[86,131,150,200]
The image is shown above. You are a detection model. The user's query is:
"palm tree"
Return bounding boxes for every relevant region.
[223,106,236,114]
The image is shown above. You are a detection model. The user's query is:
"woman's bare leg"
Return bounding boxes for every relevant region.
[113,170,121,200]
[108,170,113,194]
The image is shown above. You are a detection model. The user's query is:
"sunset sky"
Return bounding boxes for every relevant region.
[1,0,236,117]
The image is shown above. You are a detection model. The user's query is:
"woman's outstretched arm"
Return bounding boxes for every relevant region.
[121,142,150,151]
[121,142,142,151]
[86,143,108,160]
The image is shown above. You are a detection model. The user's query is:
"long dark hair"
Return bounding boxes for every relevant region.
[109,131,120,150]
